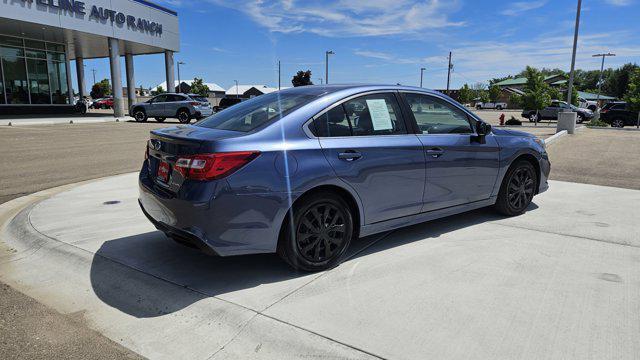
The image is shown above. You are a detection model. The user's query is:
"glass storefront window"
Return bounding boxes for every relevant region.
[27,59,50,104]
[0,36,67,105]
[2,56,29,104]
[49,58,68,104]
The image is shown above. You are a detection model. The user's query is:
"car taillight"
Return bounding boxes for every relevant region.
[601,109,608,113]
[174,151,260,180]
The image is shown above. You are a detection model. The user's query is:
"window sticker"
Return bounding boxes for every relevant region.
[366,99,393,130]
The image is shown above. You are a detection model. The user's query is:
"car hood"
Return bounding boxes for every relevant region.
[492,127,535,138]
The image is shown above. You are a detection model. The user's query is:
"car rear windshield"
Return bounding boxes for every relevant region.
[191,96,208,102]
[196,92,318,132]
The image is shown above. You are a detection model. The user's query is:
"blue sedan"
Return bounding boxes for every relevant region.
[139,85,550,271]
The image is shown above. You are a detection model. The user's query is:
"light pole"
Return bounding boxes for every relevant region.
[325,50,334,84]
[234,80,239,98]
[91,68,97,85]
[420,67,426,88]
[566,0,582,106]
[592,53,615,103]
[446,52,453,95]
[176,61,185,93]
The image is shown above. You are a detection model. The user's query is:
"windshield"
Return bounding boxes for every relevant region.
[196,92,318,132]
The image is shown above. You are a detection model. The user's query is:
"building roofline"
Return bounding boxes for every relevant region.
[132,0,178,16]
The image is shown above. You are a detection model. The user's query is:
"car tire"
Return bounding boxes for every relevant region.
[496,106,503,110]
[495,160,538,216]
[577,114,585,123]
[612,119,624,128]
[177,109,191,124]
[529,112,539,123]
[278,192,354,272]
[133,108,147,122]
[155,117,166,122]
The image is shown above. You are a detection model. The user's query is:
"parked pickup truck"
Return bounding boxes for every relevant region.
[475,102,507,110]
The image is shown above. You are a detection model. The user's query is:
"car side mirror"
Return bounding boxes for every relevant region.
[472,122,491,144]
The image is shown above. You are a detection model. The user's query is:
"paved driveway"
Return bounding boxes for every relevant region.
[1,173,639,359]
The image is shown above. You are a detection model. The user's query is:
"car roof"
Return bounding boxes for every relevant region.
[277,84,446,97]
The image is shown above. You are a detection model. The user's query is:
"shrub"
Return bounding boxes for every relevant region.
[587,119,609,127]
[505,116,522,126]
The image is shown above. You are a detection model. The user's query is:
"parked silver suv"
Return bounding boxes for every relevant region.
[130,93,213,123]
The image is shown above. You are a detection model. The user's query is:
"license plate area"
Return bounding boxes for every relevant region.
[157,161,171,183]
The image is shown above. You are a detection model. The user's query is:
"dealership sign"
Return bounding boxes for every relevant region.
[14,0,163,36]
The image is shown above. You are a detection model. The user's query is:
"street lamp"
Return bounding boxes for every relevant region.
[420,67,426,88]
[325,50,335,84]
[177,61,186,93]
[592,53,615,103]
[566,0,582,106]
[234,80,239,98]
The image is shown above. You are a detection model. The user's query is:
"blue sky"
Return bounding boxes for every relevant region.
[78,0,640,91]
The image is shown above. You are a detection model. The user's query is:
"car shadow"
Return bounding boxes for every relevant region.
[90,202,539,318]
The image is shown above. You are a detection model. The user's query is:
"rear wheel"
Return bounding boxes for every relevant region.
[529,112,539,123]
[495,160,537,216]
[612,119,624,128]
[133,108,147,122]
[155,117,166,122]
[496,105,503,110]
[278,192,354,272]
[177,109,191,124]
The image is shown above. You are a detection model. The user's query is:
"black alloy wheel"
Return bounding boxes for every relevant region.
[495,160,537,216]
[134,109,147,122]
[279,192,354,271]
[177,109,191,124]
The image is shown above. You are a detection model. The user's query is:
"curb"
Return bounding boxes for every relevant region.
[586,126,640,132]
[543,130,568,146]
[1,117,131,127]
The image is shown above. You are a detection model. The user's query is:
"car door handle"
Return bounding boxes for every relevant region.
[426,147,445,158]
[338,151,362,161]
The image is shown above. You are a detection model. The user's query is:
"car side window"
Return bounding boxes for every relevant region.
[343,93,407,136]
[168,95,184,102]
[153,95,168,103]
[404,93,473,134]
[311,105,352,137]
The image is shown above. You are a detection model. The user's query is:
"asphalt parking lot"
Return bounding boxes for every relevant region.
[1,121,639,359]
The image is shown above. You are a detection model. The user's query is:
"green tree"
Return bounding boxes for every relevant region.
[522,66,551,118]
[190,78,210,97]
[152,86,165,96]
[508,93,522,108]
[488,84,501,103]
[458,84,473,104]
[547,87,561,101]
[478,90,490,103]
[603,63,639,98]
[624,68,640,113]
[90,79,111,99]
[291,70,313,87]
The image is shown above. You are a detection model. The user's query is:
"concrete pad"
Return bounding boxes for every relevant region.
[2,173,640,359]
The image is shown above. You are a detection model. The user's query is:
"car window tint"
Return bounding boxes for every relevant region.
[153,95,168,103]
[404,93,472,134]
[343,93,406,136]
[170,95,185,102]
[311,105,352,137]
[611,104,626,110]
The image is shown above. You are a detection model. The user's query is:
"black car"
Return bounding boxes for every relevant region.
[213,97,243,112]
[522,100,595,123]
[600,102,639,128]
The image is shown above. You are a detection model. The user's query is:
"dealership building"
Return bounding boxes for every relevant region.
[0,0,180,116]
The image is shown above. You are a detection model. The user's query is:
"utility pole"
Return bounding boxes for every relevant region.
[592,53,615,103]
[420,67,426,88]
[177,61,185,93]
[234,80,239,98]
[91,68,97,85]
[325,50,334,84]
[566,0,582,106]
[446,52,452,95]
[278,60,281,91]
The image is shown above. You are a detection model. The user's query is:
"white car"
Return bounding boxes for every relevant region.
[475,102,507,110]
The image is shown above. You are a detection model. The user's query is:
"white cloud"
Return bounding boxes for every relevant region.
[211,0,464,37]
[500,1,547,16]
[604,0,633,5]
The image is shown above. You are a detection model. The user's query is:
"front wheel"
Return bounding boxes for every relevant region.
[278,192,354,272]
[496,106,503,110]
[177,109,191,124]
[612,119,624,128]
[133,109,147,122]
[495,160,537,216]
[577,114,585,123]
[529,112,539,123]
